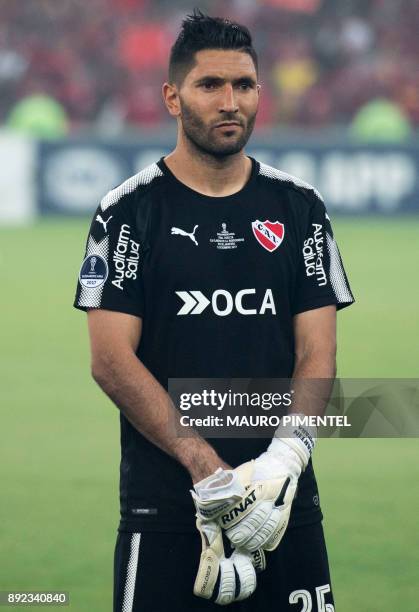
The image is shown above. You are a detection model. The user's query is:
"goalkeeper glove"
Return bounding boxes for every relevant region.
[193,517,265,605]
[191,416,316,553]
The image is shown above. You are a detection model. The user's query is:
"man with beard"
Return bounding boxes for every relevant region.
[74,10,354,611]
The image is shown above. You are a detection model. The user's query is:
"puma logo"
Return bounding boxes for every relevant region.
[171,225,199,246]
[96,214,113,232]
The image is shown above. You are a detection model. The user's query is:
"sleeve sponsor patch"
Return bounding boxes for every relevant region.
[302,222,327,287]
[79,254,108,289]
[112,223,140,290]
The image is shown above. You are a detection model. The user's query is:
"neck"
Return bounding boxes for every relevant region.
[164,131,252,197]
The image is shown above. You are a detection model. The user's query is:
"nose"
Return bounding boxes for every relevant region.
[219,83,239,114]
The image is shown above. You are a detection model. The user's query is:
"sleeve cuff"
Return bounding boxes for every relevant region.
[73,301,143,318]
[292,294,355,316]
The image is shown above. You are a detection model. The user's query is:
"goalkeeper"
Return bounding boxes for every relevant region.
[74,10,354,611]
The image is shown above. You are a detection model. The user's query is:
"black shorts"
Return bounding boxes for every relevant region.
[114,522,334,611]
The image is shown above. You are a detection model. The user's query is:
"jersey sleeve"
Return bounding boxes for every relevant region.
[73,195,145,317]
[292,196,355,315]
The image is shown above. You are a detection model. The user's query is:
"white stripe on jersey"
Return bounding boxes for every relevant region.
[101,163,163,212]
[326,232,353,303]
[122,533,141,612]
[258,162,324,202]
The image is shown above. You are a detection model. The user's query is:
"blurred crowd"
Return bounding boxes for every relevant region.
[0,0,418,134]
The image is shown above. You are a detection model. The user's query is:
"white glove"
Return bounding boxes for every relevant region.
[193,517,265,605]
[192,415,316,554]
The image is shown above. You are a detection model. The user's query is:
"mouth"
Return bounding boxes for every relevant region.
[214,122,242,128]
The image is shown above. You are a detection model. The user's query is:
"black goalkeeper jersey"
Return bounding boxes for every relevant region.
[74,157,354,533]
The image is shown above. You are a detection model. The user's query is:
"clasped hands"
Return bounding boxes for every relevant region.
[190,418,316,605]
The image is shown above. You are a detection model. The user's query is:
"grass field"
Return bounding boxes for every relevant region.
[1,217,418,611]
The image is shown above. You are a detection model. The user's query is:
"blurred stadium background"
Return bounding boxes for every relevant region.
[0,1,418,610]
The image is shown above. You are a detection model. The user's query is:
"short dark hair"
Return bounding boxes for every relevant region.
[169,9,258,85]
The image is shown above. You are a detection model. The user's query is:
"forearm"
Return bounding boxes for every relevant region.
[289,350,336,417]
[92,350,229,482]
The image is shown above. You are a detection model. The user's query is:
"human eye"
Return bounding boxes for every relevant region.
[200,79,220,90]
[236,79,255,91]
